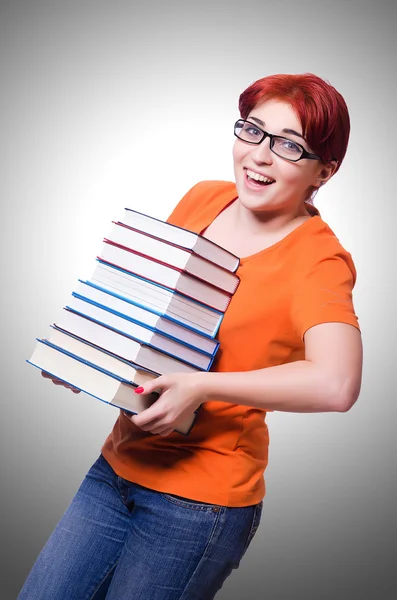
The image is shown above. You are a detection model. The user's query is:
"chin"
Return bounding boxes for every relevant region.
[236,186,277,211]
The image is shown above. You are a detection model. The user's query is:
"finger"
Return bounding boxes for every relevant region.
[129,415,158,431]
[145,420,170,434]
[52,380,79,392]
[130,411,168,431]
[157,427,174,437]
[41,371,55,380]
[130,403,165,428]
[41,372,64,385]
[41,372,80,393]
[134,375,165,396]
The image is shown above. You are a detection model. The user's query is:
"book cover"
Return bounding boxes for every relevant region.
[28,340,196,435]
[53,310,202,375]
[64,298,215,370]
[72,280,219,357]
[98,243,233,312]
[121,207,240,273]
[105,222,240,293]
[91,261,224,338]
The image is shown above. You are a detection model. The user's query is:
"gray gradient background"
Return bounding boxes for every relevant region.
[1,0,396,598]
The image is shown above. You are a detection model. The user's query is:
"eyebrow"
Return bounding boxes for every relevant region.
[249,117,306,141]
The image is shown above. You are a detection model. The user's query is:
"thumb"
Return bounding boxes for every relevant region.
[134,375,167,396]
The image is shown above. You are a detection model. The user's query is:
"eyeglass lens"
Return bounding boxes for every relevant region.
[235,120,304,160]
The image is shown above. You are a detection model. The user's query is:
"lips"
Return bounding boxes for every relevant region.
[245,168,275,186]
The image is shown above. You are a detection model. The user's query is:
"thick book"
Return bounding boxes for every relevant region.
[120,208,240,273]
[98,243,233,313]
[72,280,219,357]
[54,309,201,375]
[64,296,215,370]
[90,261,223,338]
[46,327,161,380]
[28,339,196,435]
[105,222,240,294]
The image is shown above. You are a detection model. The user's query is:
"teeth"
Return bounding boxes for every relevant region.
[246,169,274,184]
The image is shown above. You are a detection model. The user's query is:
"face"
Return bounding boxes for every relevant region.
[233,99,331,216]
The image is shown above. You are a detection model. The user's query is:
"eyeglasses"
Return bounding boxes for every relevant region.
[234,119,322,162]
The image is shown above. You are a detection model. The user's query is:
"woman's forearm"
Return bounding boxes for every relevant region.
[198,360,354,413]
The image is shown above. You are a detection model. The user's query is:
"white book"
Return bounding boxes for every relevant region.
[54,309,200,375]
[98,243,233,312]
[105,222,239,294]
[28,339,196,435]
[73,280,219,357]
[120,208,240,273]
[65,296,214,370]
[91,262,223,337]
[47,327,160,381]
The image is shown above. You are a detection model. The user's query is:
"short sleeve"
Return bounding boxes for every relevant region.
[291,252,360,340]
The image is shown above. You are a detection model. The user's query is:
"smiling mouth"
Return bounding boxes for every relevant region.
[245,168,275,186]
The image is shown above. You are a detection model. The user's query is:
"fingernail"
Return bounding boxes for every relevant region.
[134,386,144,394]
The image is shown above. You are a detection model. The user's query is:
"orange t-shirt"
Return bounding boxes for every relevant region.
[102,181,360,507]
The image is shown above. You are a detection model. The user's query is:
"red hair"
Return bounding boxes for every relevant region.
[238,73,350,173]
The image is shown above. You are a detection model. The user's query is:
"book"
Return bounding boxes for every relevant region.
[29,207,242,435]
[72,280,219,357]
[120,208,240,273]
[54,309,201,375]
[45,327,161,381]
[98,243,233,312]
[64,296,214,370]
[90,261,223,338]
[28,339,196,435]
[105,222,240,294]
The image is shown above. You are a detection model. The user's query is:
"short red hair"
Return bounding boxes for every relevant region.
[238,73,350,173]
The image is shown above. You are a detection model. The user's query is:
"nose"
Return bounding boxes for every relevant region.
[252,136,273,164]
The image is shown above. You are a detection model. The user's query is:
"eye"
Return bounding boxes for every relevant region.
[243,123,262,139]
[273,137,302,155]
[281,139,301,152]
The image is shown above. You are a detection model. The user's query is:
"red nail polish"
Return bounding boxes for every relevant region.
[134,386,144,394]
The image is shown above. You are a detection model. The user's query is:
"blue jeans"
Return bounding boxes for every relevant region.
[18,454,263,600]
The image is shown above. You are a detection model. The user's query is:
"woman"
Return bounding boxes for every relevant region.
[19,73,362,600]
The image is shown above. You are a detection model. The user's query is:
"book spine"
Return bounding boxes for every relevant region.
[63,308,213,371]
[104,238,239,295]
[38,338,139,384]
[48,327,161,376]
[122,208,240,273]
[82,278,220,340]
[97,256,231,313]
[94,261,224,336]
[71,291,218,358]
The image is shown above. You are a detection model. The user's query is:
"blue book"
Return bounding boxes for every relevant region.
[56,306,214,371]
[71,280,219,358]
[27,337,197,435]
[91,261,224,338]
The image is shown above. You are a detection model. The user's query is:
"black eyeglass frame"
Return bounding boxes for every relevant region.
[234,119,322,162]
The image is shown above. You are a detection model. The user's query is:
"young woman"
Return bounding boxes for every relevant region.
[19,73,362,600]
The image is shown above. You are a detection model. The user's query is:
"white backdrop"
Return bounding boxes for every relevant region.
[1,1,396,598]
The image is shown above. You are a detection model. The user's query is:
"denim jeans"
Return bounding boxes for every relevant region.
[18,454,263,600]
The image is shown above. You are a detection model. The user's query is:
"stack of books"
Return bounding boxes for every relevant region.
[27,208,240,434]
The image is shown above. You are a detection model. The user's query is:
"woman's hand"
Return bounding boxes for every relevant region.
[128,372,206,437]
[41,371,81,394]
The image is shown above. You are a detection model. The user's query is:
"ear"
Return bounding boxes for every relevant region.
[316,160,338,187]
[304,160,339,203]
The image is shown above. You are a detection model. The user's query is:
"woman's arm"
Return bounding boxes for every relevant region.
[199,322,362,413]
[130,322,362,435]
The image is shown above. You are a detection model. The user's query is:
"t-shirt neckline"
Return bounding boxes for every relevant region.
[200,193,321,265]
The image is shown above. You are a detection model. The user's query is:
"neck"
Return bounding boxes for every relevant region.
[232,199,311,236]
